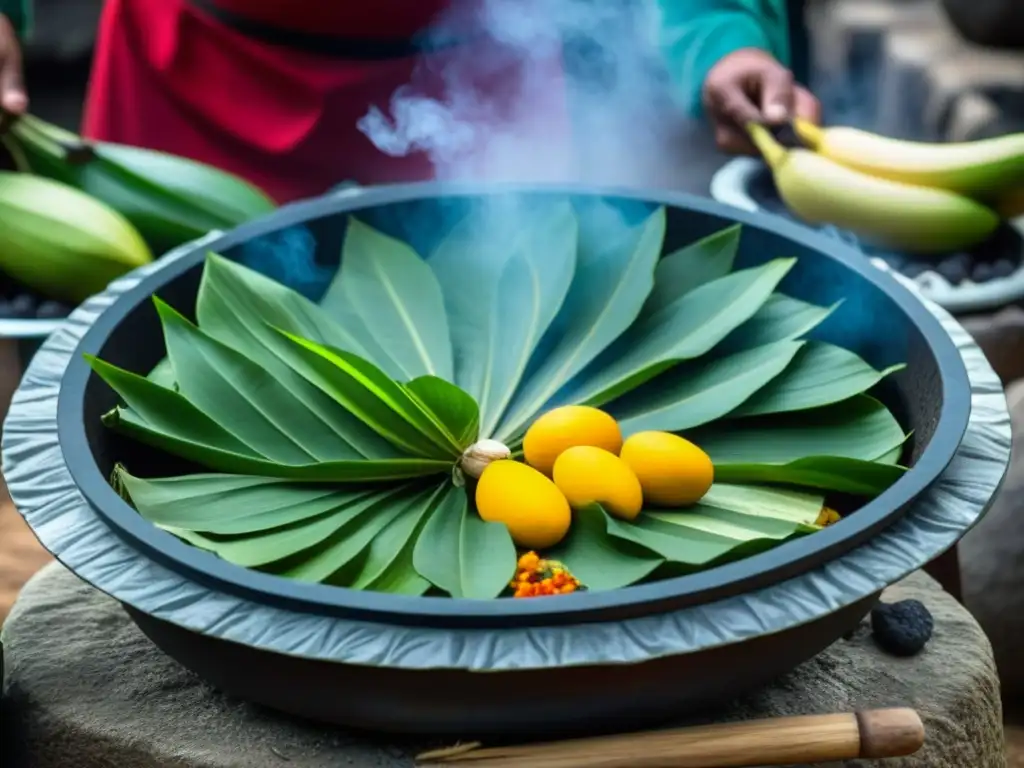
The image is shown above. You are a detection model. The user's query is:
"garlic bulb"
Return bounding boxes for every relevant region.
[459,439,512,479]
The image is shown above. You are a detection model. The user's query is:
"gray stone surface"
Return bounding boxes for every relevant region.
[877,21,964,139]
[962,378,1024,705]
[810,0,944,83]
[0,562,1004,767]
[945,92,1007,141]
[812,0,1024,139]
[923,48,1024,139]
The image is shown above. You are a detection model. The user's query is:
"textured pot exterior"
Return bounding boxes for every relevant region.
[126,595,878,736]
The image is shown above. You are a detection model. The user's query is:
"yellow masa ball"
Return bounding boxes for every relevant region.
[475,460,571,549]
[523,405,623,476]
[552,445,643,521]
[620,431,714,507]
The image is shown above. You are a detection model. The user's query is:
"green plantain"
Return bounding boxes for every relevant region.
[2,114,276,255]
[0,172,153,303]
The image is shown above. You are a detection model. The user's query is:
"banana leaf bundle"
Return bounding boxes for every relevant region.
[2,114,276,255]
[90,198,909,598]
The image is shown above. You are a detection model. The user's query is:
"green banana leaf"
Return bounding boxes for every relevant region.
[88,325,468,481]
[103,408,448,482]
[728,342,905,418]
[716,294,841,354]
[119,467,514,596]
[273,334,471,458]
[713,456,905,496]
[875,444,905,465]
[157,298,341,464]
[565,258,798,407]
[91,199,913,597]
[346,486,438,594]
[493,204,665,441]
[8,114,275,253]
[147,357,177,389]
[170,492,396,568]
[642,224,741,312]
[690,395,905,465]
[412,484,517,599]
[429,200,580,438]
[196,253,365,357]
[320,218,454,382]
[551,506,664,592]
[555,483,825,591]
[685,395,908,494]
[609,339,805,434]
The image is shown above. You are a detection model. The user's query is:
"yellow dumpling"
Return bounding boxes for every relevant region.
[619,431,713,507]
[475,460,571,549]
[552,445,643,521]
[523,405,623,476]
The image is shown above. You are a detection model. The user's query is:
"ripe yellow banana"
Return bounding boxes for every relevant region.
[0,172,153,304]
[792,118,1024,203]
[747,124,1000,255]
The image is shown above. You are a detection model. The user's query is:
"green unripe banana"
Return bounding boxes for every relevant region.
[4,115,276,255]
[0,172,153,303]
[792,118,1024,205]
[748,124,1000,255]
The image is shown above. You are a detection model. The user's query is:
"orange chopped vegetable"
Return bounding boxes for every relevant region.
[509,551,584,598]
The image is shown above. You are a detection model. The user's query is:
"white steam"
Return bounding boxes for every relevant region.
[357,0,679,185]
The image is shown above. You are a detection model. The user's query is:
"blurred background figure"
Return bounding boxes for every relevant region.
[0,0,814,200]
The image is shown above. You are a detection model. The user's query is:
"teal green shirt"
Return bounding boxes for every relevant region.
[0,0,29,38]
[657,0,792,116]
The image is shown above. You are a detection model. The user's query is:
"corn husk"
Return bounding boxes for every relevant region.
[0,172,153,303]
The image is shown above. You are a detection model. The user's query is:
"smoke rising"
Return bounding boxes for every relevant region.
[357,0,680,186]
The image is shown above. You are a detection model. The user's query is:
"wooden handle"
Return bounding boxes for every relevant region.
[417,708,924,767]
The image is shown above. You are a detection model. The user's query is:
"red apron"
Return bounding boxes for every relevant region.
[82,0,571,203]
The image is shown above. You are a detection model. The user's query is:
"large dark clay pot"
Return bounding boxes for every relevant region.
[26,184,981,734]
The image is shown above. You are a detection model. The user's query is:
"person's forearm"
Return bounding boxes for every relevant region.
[657,0,788,117]
[0,0,30,38]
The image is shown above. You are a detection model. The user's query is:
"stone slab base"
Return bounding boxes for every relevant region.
[962,379,1024,704]
[0,562,1004,767]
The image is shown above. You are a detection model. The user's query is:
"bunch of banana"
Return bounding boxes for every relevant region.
[2,114,276,255]
[746,120,1024,255]
[0,172,153,304]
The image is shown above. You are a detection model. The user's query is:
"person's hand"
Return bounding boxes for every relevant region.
[702,47,820,155]
[0,14,26,115]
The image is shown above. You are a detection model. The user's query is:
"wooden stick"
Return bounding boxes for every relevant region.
[416,708,924,767]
